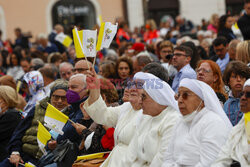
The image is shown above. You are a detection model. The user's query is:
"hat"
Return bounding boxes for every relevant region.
[131,43,145,52]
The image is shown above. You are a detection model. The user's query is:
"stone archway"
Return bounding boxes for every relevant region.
[46,0,101,34]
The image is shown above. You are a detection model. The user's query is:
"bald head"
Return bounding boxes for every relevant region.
[74,60,92,75]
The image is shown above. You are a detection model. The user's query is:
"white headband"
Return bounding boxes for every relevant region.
[134,72,179,111]
[244,78,250,88]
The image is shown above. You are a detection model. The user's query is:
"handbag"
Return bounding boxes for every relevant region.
[37,139,78,167]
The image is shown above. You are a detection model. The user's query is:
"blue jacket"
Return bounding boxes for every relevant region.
[224,95,243,126]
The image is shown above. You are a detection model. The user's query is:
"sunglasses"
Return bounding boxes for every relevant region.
[175,92,196,100]
[239,91,250,98]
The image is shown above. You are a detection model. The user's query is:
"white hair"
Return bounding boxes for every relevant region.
[70,74,86,85]
[37,33,47,40]
[59,62,73,71]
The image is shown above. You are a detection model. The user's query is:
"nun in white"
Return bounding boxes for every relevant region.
[212,79,250,167]
[162,78,232,167]
[124,72,181,167]
[83,70,143,167]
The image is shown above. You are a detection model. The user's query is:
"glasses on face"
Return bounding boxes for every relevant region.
[161,50,172,54]
[196,68,212,73]
[239,91,250,98]
[72,68,88,73]
[173,53,187,57]
[175,92,196,100]
[52,95,67,101]
[141,93,147,101]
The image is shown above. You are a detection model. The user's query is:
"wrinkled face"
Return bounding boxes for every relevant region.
[129,87,143,110]
[73,61,89,75]
[51,89,68,111]
[141,90,160,115]
[214,44,227,59]
[176,87,203,116]
[68,77,88,99]
[197,62,216,86]
[122,87,130,102]
[228,73,246,93]
[172,50,190,71]
[160,47,173,63]
[245,3,250,15]
[225,16,234,29]
[118,61,130,79]
[20,60,31,73]
[240,86,250,113]
[60,65,73,81]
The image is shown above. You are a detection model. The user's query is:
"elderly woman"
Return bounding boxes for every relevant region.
[124,72,180,167]
[84,63,169,167]
[0,75,27,110]
[0,86,22,161]
[0,80,69,167]
[162,78,232,167]
[197,60,228,103]
[22,71,46,117]
[212,79,250,166]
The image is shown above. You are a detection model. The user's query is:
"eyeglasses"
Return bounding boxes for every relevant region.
[173,53,187,57]
[61,71,72,76]
[239,91,250,98]
[161,50,172,54]
[196,68,212,73]
[52,95,67,101]
[72,68,88,73]
[175,92,196,100]
[141,93,147,101]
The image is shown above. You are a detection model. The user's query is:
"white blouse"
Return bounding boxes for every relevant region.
[212,115,250,167]
[162,107,231,167]
[124,106,181,167]
[83,95,142,167]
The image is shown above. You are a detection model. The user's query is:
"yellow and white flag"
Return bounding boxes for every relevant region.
[44,103,69,135]
[96,22,118,51]
[72,28,85,58]
[82,29,97,57]
[55,32,73,48]
[37,121,51,155]
[245,112,250,143]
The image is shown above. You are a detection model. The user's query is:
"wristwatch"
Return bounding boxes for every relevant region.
[11,151,20,155]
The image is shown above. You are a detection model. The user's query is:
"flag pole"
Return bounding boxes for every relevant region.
[74,26,90,70]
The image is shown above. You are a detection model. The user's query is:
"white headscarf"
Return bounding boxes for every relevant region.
[179,78,232,129]
[244,78,250,88]
[134,72,179,111]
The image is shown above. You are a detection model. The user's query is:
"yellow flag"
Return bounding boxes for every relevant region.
[96,22,118,51]
[77,152,105,161]
[37,121,51,154]
[16,80,22,93]
[24,162,36,167]
[55,32,73,48]
[44,103,69,135]
[72,28,85,58]
[245,112,250,143]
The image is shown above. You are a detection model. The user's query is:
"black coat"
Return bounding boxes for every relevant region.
[0,108,22,161]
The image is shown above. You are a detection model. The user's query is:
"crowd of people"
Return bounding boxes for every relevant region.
[0,1,250,167]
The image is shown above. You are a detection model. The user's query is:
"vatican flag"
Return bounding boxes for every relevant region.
[72,28,85,58]
[245,112,250,143]
[37,121,51,155]
[55,32,73,48]
[44,103,69,135]
[96,22,118,51]
[82,29,97,57]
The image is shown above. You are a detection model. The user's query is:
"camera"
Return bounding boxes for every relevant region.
[165,54,173,60]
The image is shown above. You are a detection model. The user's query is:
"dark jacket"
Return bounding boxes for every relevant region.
[218,28,236,43]
[56,97,93,146]
[0,108,22,161]
[237,13,250,40]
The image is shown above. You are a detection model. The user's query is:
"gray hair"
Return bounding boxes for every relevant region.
[70,74,87,85]
[31,58,44,67]
[59,62,73,71]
